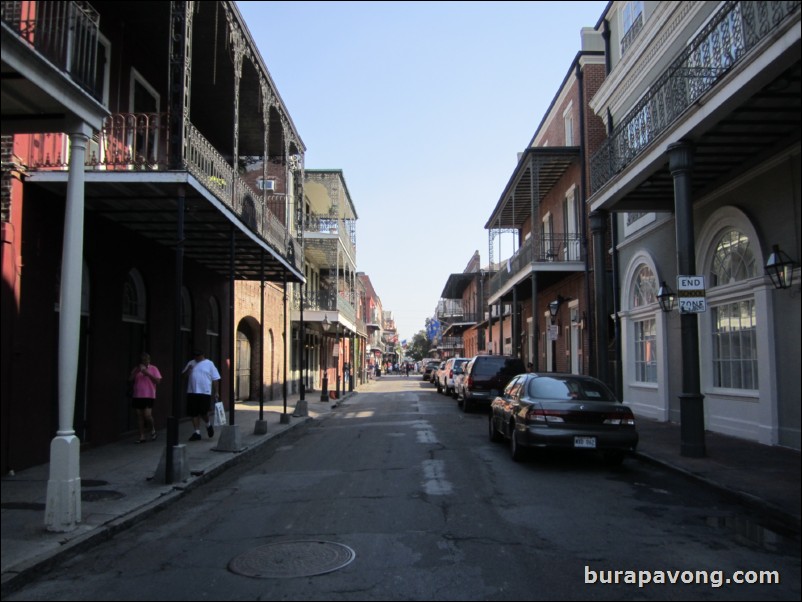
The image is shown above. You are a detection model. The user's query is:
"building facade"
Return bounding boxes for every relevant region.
[588,1,800,451]
[1,1,306,529]
[484,31,609,377]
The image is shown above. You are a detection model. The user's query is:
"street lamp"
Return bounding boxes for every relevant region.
[548,295,568,322]
[320,315,330,402]
[335,322,341,400]
[657,281,676,312]
[765,244,796,290]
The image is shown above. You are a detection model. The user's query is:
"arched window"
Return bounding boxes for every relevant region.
[632,264,657,308]
[710,229,757,286]
[122,269,146,323]
[631,264,657,382]
[708,229,759,390]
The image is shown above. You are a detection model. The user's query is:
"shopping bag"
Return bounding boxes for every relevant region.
[213,400,227,426]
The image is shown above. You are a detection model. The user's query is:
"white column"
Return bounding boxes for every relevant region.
[45,124,91,532]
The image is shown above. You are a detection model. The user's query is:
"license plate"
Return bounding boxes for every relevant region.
[574,436,596,449]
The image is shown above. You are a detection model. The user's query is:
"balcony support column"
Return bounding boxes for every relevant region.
[668,141,706,458]
[45,124,91,532]
[589,209,609,386]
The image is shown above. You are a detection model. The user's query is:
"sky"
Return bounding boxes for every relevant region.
[236,1,609,341]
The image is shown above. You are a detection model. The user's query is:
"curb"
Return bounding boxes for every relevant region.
[632,450,801,535]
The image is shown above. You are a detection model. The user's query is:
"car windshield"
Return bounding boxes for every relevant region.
[528,377,617,402]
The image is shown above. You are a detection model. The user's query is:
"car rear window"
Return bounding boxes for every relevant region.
[472,357,524,377]
[529,377,617,402]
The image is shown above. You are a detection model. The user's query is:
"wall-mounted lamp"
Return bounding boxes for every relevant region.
[765,244,796,290]
[548,295,569,320]
[548,299,561,319]
[657,281,676,313]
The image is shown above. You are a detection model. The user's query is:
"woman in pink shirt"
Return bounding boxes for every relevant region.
[129,352,162,443]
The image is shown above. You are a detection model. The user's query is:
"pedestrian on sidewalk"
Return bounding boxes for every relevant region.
[183,349,221,441]
[129,352,162,443]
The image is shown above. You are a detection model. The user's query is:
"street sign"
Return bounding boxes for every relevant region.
[548,324,559,341]
[677,275,706,313]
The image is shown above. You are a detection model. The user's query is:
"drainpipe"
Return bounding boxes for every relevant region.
[577,61,593,379]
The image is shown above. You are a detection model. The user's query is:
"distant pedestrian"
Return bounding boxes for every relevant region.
[183,349,221,441]
[527,362,534,373]
[129,352,162,443]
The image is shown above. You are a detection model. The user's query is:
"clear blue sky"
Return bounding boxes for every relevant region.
[237,1,608,341]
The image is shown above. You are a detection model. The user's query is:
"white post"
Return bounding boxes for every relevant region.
[45,124,90,532]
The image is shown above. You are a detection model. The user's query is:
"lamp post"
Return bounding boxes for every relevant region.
[320,315,330,402]
[335,323,341,400]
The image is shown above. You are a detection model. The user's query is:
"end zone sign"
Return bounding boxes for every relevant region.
[677,276,706,313]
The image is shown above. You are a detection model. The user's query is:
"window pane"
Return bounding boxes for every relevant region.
[634,318,657,382]
[710,230,757,286]
[632,264,657,307]
[712,300,757,389]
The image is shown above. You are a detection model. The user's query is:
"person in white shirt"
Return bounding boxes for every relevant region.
[182,349,221,441]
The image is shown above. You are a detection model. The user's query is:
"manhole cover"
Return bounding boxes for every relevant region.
[81,489,124,502]
[228,540,356,578]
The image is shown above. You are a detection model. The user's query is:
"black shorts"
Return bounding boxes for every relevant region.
[132,397,155,410]
[187,393,211,417]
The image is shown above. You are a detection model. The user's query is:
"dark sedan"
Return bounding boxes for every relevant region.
[489,373,638,465]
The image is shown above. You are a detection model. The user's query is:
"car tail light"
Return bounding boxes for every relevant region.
[467,376,473,389]
[525,407,565,423]
[603,410,636,426]
[449,369,453,378]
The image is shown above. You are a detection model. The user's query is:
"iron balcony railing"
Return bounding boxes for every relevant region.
[439,312,482,326]
[487,233,584,298]
[22,113,302,270]
[439,337,464,351]
[591,0,801,194]
[1,0,101,100]
[292,289,357,326]
[305,213,357,261]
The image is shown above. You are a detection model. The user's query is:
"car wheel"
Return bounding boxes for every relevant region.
[489,415,502,442]
[510,429,526,462]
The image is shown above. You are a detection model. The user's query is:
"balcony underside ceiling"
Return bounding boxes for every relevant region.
[27,175,303,283]
[485,147,580,230]
[440,273,475,299]
[304,239,344,269]
[594,61,802,213]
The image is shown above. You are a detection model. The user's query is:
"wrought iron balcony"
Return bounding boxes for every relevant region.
[1,0,102,100]
[487,233,584,298]
[304,213,357,262]
[21,112,301,270]
[591,0,801,195]
[292,289,357,326]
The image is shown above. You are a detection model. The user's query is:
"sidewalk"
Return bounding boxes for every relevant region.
[2,379,800,596]
[1,389,354,597]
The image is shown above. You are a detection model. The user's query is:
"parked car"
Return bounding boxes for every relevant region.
[440,357,469,397]
[431,361,446,389]
[488,373,638,464]
[422,360,440,381]
[457,355,525,412]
